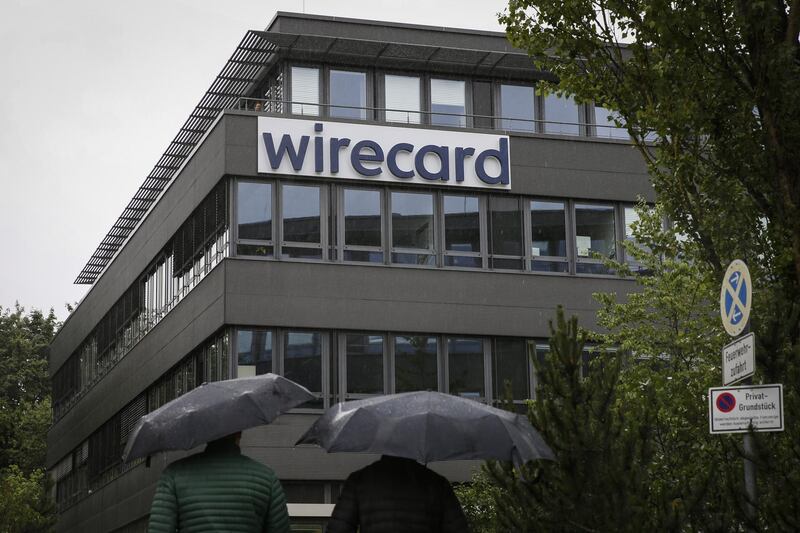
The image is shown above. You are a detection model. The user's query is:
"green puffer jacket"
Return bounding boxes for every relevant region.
[147,440,290,533]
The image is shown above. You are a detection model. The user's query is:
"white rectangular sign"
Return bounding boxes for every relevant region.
[709,384,784,434]
[257,117,511,190]
[722,332,755,386]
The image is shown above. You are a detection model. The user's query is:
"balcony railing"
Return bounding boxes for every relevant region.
[235,98,631,140]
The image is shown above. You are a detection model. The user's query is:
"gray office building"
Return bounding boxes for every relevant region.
[48,12,652,532]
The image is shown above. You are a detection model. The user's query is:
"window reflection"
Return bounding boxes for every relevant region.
[237,182,272,257]
[444,194,481,268]
[284,331,323,408]
[395,335,438,393]
[544,92,580,136]
[448,338,484,399]
[282,184,322,259]
[489,196,523,269]
[385,75,421,124]
[237,329,272,377]
[500,84,536,132]
[492,338,529,404]
[391,191,434,265]
[345,334,384,395]
[594,106,629,140]
[431,79,466,127]
[575,203,615,274]
[531,200,568,272]
[330,70,366,120]
[344,188,382,263]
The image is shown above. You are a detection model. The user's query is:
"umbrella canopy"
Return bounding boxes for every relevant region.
[123,373,315,462]
[296,391,554,466]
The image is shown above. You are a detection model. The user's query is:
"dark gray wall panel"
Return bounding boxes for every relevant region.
[224,259,632,338]
[50,120,228,373]
[268,13,519,53]
[47,267,226,466]
[509,136,654,202]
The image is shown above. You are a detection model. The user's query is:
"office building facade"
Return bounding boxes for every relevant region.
[48,13,652,532]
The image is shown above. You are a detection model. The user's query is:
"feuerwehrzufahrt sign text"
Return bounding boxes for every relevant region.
[722,333,755,386]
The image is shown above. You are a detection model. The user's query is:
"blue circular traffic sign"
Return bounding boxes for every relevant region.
[720,260,752,336]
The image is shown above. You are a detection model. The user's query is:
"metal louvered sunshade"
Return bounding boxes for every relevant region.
[74,31,278,284]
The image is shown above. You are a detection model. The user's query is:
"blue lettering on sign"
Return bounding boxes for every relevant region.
[261,123,510,186]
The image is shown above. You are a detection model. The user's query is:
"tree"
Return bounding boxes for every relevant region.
[501,1,800,528]
[0,305,59,532]
[482,307,659,532]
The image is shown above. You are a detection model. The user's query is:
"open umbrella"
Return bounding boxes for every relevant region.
[296,391,554,466]
[123,373,315,462]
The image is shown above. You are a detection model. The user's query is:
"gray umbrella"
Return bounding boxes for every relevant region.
[123,373,315,462]
[296,391,554,466]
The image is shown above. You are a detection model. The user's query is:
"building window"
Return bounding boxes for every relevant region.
[575,202,616,274]
[343,333,385,397]
[489,196,523,270]
[329,70,367,120]
[237,181,273,257]
[384,74,421,124]
[530,199,568,272]
[342,188,383,263]
[499,84,536,132]
[543,92,580,136]
[442,194,482,268]
[394,335,438,393]
[284,331,324,408]
[430,79,466,127]
[291,66,320,116]
[390,191,435,265]
[623,205,648,273]
[492,338,530,409]
[447,337,485,400]
[281,183,323,259]
[594,105,629,139]
[237,329,273,377]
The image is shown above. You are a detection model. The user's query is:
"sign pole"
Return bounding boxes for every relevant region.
[741,327,758,529]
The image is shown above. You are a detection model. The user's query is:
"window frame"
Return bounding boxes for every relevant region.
[288,64,323,117]
[234,178,276,258]
[428,76,471,129]
[526,197,571,274]
[573,200,617,275]
[388,189,439,267]
[278,180,330,262]
[496,81,538,133]
[443,336,490,403]
[338,332,389,400]
[439,192,487,269]
[337,186,386,265]
[380,71,424,125]
[487,195,526,271]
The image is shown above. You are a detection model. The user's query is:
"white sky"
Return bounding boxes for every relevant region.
[0,0,509,320]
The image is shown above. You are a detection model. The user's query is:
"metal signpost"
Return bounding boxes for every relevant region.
[717,259,758,526]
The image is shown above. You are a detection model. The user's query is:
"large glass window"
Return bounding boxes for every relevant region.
[394,335,438,393]
[430,79,466,127]
[237,329,272,377]
[385,75,421,124]
[291,66,320,116]
[543,92,580,136]
[594,105,629,140]
[282,184,322,259]
[499,84,536,132]
[284,331,323,408]
[447,337,485,400]
[531,200,568,272]
[237,181,272,257]
[489,196,523,269]
[330,70,367,120]
[344,334,384,397]
[391,191,435,265]
[624,206,648,273]
[443,194,482,268]
[343,188,383,263]
[492,338,530,409]
[575,203,616,274]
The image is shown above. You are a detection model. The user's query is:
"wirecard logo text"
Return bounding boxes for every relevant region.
[257,118,511,189]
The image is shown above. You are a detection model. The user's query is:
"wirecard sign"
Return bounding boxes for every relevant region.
[257,117,511,190]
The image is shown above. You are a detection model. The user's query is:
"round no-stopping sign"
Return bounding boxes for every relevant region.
[716,392,736,413]
[720,260,751,336]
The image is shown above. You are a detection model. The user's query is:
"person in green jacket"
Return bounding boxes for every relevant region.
[147,432,290,533]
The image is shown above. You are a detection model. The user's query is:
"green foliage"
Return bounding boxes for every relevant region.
[0,466,55,533]
[0,305,59,532]
[454,470,501,533]
[500,1,800,528]
[483,307,657,532]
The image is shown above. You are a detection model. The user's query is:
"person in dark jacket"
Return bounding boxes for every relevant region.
[147,432,290,533]
[326,455,469,533]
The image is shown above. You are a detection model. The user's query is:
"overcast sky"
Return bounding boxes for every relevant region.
[0,0,509,320]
